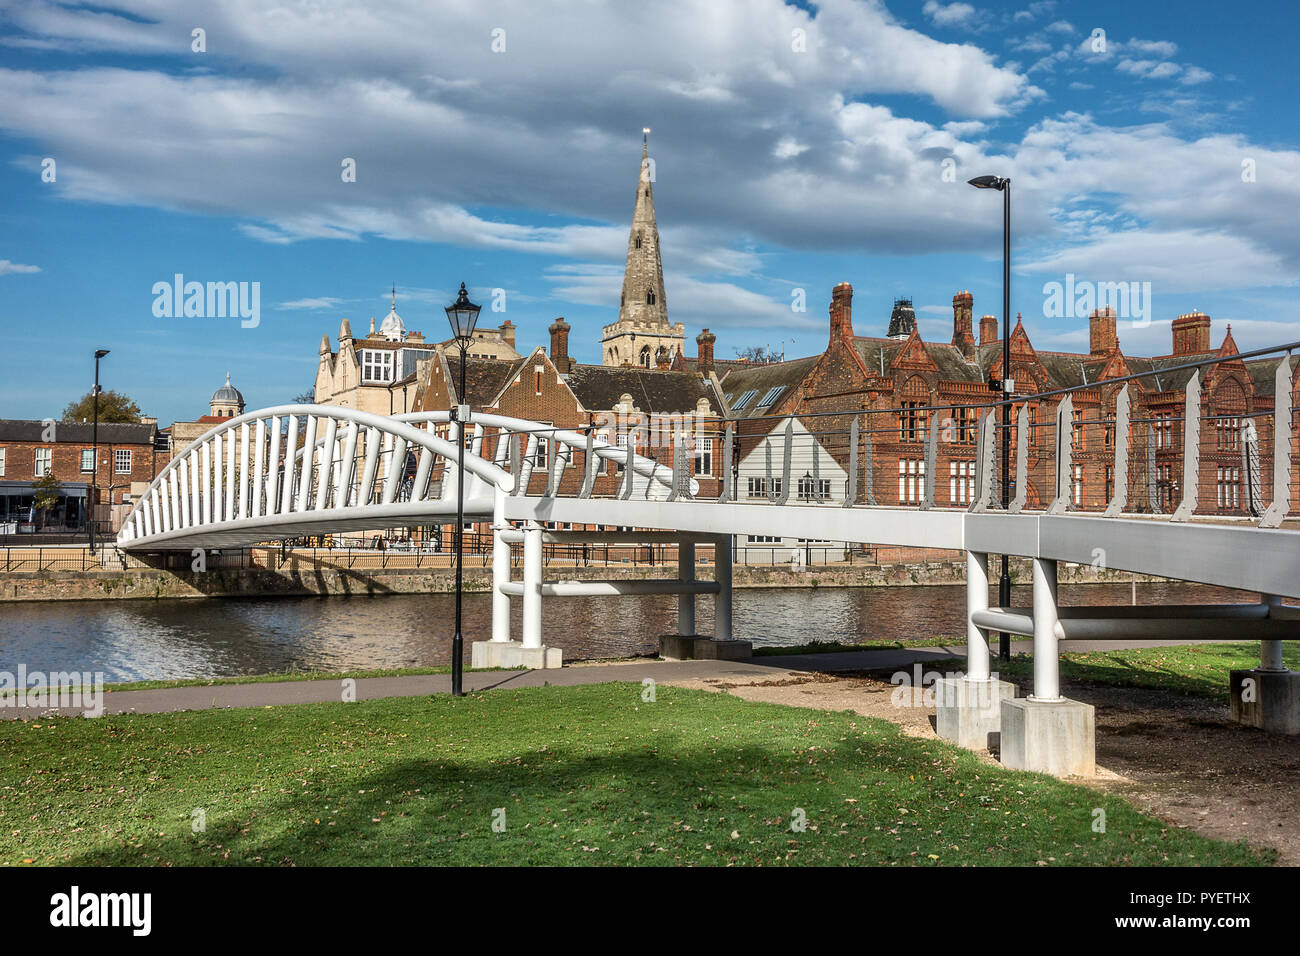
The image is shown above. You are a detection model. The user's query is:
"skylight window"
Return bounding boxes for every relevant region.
[731,389,758,410]
[756,386,785,408]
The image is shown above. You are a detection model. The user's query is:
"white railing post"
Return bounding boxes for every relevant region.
[297,415,317,512]
[281,415,299,514]
[252,419,266,517]
[266,416,282,516]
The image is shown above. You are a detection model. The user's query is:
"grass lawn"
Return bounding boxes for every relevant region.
[966,642,1300,700]
[0,683,1269,866]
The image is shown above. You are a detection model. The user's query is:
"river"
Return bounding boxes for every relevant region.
[0,581,1257,683]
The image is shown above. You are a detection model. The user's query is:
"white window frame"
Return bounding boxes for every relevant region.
[898,458,924,504]
[949,460,974,505]
[361,349,394,384]
[34,447,51,477]
[115,448,133,475]
[80,448,95,473]
[693,438,713,477]
[0,446,7,477]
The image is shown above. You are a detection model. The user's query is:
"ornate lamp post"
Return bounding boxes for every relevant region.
[444,283,481,697]
[89,349,110,555]
[968,174,1011,661]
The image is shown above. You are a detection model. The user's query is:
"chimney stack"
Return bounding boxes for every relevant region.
[979,314,998,346]
[696,328,716,375]
[1089,306,1118,356]
[829,282,854,345]
[951,290,975,358]
[1171,311,1211,355]
[548,318,571,373]
[500,319,516,350]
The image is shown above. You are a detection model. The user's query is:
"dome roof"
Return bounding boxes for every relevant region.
[379,305,405,341]
[211,372,244,406]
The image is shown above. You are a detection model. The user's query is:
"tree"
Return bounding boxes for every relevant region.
[293,389,315,405]
[32,473,61,529]
[62,389,141,423]
[733,345,778,364]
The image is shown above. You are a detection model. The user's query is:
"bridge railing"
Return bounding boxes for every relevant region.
[116,405,515,547]
[622,340,1297,527]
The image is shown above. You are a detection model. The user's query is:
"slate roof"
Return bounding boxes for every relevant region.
[0,420,158,444]
[565,364,721,414]
[446,356,526,407]
[719,355,819,419]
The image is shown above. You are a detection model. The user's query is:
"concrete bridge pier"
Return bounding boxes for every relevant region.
[472,518,561,671]
[999,558,1096,777]
[660,533,750,661]
[935,550,1016,750]
[1230,594,1300,734]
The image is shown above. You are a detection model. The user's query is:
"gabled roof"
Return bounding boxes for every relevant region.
[719,355,818,419]
[445,354,529,407]
[565,364,720,415]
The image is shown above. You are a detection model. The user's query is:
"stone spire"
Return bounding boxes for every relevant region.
[617,132,669,328]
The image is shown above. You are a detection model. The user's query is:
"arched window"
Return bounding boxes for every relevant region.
[899,376,929,442]
[1213,379,1246,451]
[634,233,642,249]
[639,345,651,368]
[646,290,656,305]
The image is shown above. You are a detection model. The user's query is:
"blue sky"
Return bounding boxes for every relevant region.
[1,0,1297,424]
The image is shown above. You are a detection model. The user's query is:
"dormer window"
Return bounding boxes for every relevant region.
[361,349,394,383]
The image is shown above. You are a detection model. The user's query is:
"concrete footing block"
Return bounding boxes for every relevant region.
[1000,697,1096,777]
[934,677,1018,751]
[1230,669,1300,734]
[658,635,753,661]
[471,640,562,670]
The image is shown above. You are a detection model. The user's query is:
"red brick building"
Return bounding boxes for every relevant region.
[0,419,171,534]
[718,283,1297,517]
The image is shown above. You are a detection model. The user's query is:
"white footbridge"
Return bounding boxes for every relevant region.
[116,348,1300,771]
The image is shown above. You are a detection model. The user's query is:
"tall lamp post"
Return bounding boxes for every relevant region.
[89,349,110,555]
[445,283,481,697]
[968,174,1011,661]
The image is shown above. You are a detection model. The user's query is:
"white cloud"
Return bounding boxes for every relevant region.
[277,297,344,311]
[0,259,41,275]
[922,2,978,29]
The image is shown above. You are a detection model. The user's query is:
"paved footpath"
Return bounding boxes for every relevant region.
[1,636,1217,719]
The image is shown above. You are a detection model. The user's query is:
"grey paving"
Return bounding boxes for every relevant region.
[0,636,1238,719]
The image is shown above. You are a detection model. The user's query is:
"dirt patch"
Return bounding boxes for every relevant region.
[666,670,1300,865]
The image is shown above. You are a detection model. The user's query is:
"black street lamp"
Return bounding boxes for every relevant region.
[968,174,1012,661]
[89,349,110,555]
[444,283,481,697]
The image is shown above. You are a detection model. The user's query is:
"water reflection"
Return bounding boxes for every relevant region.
[0,581,1255,683]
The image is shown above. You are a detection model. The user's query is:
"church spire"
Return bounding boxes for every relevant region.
[617,130,669,328]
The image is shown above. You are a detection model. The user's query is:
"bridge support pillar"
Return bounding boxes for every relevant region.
[936,550,1016,751]
[713,534,733,642]
[677,541,696,636]
[999,558,1095,776]
[490,504,511,644]
[1229,594,1300,734]
[473,520,561,670]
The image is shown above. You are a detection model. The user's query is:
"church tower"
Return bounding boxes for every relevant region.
[601,130,686,367]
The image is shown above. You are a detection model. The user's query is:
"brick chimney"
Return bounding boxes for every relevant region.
[951,290,975,358]
[1089,306,1118,356]
[696,328,716,375]
[548,317,571,373]
[828,282,854,345]
[979,314,998,346]
[500,319,516,350]
[1171,311,1211,355]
